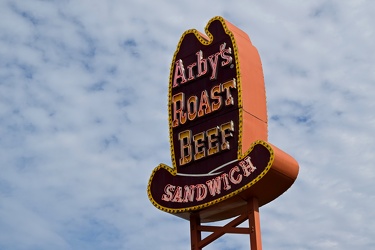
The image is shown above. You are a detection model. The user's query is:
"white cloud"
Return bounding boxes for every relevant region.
[0,0,374,249]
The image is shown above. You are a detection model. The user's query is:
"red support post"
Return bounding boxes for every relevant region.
[189,197,263,249]
[190,213,202,250]
[248,197,262,250]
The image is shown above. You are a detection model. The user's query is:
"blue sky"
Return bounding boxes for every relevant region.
[1,0,374,249]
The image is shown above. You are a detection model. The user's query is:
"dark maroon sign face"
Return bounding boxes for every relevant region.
[170,19,239,175]
[148,16,299,222]
[150,143,272,210]
[147,16,280,220]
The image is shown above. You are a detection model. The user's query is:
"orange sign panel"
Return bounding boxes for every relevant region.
[147,16,299,222]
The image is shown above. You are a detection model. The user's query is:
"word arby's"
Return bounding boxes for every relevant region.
[161,156,257,203]
[172,43,232,88]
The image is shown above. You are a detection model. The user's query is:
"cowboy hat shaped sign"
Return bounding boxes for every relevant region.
[147,16,299,222]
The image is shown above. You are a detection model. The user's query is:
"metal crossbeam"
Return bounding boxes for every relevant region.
[190,197,262,250]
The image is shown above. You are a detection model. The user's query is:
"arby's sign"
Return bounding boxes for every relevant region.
[147,17,299,222]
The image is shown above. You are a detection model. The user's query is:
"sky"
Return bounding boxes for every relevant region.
[0,0,374,249]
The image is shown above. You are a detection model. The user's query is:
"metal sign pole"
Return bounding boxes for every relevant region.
[248,197,262,250]
[190,213,202,250]
[189,197,262,250]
